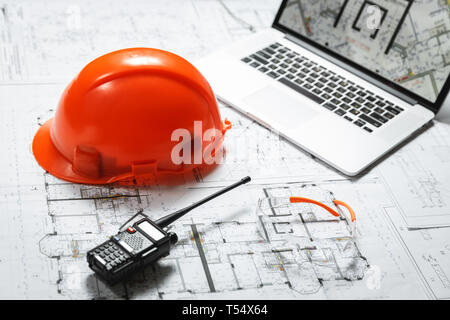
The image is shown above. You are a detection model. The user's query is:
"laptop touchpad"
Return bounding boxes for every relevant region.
[243,86,318,128]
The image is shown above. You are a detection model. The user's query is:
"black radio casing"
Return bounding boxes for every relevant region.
[87,217,178,284]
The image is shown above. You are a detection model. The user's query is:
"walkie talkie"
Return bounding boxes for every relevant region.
[87,176,251,284]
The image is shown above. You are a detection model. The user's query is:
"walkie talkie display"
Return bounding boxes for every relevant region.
[87,177,251,284]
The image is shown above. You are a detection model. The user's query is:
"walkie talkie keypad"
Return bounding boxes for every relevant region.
[93,241,131,271]
[88,219,172,283]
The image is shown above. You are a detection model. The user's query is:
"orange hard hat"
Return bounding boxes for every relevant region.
[32,48,230,185]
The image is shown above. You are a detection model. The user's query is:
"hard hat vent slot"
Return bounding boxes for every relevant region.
[73,145,101,179]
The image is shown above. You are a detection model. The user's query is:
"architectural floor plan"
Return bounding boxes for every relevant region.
[0,0,450,300]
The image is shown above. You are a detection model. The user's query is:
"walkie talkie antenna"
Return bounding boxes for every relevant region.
[155,176,251,228]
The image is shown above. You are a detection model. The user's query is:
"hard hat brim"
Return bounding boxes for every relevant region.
[32,119,110,185]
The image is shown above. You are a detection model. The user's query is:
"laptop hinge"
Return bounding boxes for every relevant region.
[285,34,418,106]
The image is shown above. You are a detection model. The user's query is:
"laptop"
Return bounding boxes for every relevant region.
[196,0,450,176]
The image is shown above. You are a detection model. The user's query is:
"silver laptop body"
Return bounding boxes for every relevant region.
[196,0,449,176]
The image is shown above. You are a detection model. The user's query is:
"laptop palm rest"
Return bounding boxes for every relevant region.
[242,86,318,129]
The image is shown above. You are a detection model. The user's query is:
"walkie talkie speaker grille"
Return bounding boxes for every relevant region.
[120,232,153,253]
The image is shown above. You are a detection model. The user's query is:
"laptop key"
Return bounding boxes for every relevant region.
[267,71,280,79]
[328,82,337,88]
[331,98,340,105]
[374,107,384,114]
[384,112,394,119]
[251,55,269,65]
[295,78,304,86]
[342,97,352,104]
[304,83,313,90]
[250,61,261,68]
[385,106,399,115]
[357,91,367,97]
[286,74,295,80]
[278,78,325,104]
[354,120,365,127]
[270,43,280,49]
[330,76,340,82]
[323,87,333,93]
[363,127,373,133]
[264,47,276,55]
[360,114,382,127]
[351,102,362,109]
[323,103,337,111]
[365,102,375,109]
[315,82,324,88]
[241,57,251,63]
[344,116,353,122]
[361,107,370,114]
[258,66,269,73]
[346,92,356,98]
[370,112,388,123]
[340,104,351,110]
[313,88,322,95]
[350,109,360,115]
[335,108,346,116]
[257,50,271,60]
[321,93,331,100]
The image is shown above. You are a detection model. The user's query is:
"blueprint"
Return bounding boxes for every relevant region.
[0,0,450,300]
[378,121,450,228]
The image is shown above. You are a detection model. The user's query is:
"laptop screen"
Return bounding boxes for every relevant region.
[277,0,450,104]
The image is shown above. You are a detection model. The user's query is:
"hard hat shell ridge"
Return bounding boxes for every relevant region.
[32,48,230,185]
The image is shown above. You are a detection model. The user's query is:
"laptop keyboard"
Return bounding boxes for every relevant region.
[241,43,404,133]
